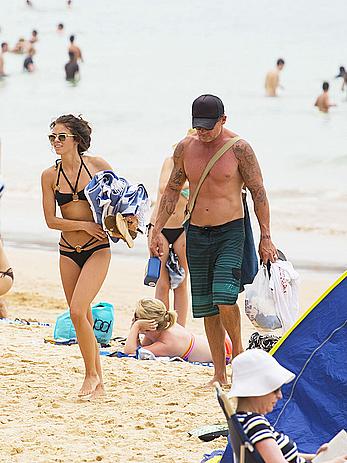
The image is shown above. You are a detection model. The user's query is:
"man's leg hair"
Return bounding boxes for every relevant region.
[204,314,227,385]
[219,303,243,358]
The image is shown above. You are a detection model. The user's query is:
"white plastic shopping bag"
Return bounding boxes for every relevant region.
[269,261,300,333]
[245,265,282,331]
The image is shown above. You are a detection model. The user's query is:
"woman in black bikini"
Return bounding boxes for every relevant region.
[41,114,112,399]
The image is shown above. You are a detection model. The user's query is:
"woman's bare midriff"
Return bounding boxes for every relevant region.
[59,201,109,248]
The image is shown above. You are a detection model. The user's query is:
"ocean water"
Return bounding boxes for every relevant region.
[0,0,346,268]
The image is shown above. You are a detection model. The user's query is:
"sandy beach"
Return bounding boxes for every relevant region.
[0,244,341,463]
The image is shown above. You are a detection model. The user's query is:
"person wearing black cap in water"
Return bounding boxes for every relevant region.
[150,94,277,386]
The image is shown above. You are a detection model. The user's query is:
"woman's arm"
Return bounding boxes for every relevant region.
[41,169,106,239]
[123,319,158,354]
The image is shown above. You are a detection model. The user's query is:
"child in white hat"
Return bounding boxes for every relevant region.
[229,350,347,463]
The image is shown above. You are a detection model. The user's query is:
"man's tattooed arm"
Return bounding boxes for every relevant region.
[153,141,187,232]
[233,140,271,238]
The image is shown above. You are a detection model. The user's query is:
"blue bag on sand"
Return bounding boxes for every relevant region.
[53,302,114,344]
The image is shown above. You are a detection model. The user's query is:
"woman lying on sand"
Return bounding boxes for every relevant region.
[124,297,232,362]
[41,114,112,399]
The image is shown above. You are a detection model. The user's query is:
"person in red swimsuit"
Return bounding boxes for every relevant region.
[41,114,112,400]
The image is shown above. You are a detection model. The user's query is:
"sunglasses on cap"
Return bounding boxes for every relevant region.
[48,133,75,144]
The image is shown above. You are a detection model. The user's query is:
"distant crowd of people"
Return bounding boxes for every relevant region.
[265,58,347,112]
[0,28,83,82]
[0,0,83,82]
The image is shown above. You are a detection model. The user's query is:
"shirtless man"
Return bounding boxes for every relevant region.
[150,94,277,385]
[265,58,285,97]
[314,82,336,113]
[29,30,38,44]
[0,42,8,77]
[68,35,83,62]
[65,51,79,82]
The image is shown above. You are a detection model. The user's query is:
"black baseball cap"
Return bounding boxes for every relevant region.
[192,94,225,130]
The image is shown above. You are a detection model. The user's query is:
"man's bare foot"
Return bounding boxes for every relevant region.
[206,375,228,388]
[91,383,105,400]
[78,374,100,398]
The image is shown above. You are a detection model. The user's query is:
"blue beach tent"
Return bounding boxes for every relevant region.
[220,272,347,461]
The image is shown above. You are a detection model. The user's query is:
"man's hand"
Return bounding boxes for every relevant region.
[259,237,278,263]
[150,229,164,257]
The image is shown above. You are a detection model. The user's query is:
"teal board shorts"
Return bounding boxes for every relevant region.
[185,218,245,318]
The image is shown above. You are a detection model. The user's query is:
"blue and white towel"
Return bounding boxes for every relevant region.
[84,170,150,243]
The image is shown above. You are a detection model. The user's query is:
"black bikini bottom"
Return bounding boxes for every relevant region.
[60,243,110,269]
[161,227,184,246]
[0,268,14,281]
[147,224,185,246]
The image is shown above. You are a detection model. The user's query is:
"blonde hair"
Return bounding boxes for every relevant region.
[135,298,177,331]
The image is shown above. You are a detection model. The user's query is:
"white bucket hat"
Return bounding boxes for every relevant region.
[228,349,295,397]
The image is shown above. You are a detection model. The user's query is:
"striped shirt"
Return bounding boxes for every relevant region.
[237,412,305,463]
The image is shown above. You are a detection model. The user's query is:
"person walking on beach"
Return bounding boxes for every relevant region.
[65,51,79,82]
[0,42,9,78]
[41,114,112,399]
[314,82,336,113]
[68,35,83,62]
[147,136,191,327]
[265,58,285,97]
[150,94,277,386]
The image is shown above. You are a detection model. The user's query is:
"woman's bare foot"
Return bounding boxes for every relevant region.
[78,374,100,398]
[91,383,106,400]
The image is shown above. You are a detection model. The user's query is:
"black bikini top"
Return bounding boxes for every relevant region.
[55,157,93,207]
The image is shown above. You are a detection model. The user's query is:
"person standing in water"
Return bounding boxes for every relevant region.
[69,35,83,62]
[0,42,9,78]
[29,30,38,44]
[23,47,35,72]
[41,115,112,400]
[314,82,336,113]
[65,51,79,82]
[265,58,285,97]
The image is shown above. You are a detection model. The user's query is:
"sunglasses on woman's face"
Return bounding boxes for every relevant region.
[48,133,75,144]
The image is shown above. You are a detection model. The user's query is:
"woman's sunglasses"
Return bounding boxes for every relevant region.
[48,133,75,144]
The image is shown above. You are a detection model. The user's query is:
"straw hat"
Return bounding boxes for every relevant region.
[228,349,295,397]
